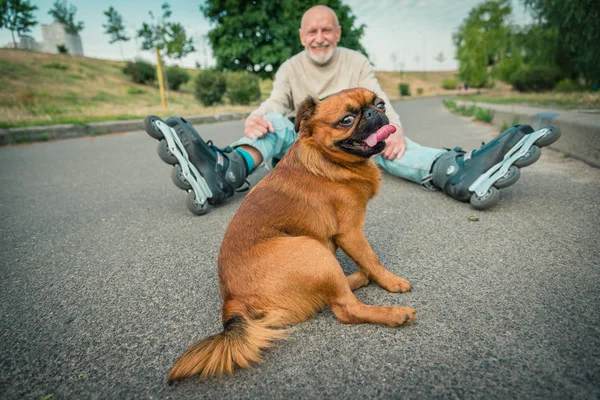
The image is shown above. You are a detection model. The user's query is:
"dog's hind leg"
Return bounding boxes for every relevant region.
[249,237,415,328]
[346,271,369,291]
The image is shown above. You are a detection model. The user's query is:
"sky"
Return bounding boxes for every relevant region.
[1,0,533,72]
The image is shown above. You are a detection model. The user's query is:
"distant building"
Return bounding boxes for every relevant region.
[3,22,83,56]
[18,35,40,50]
[4,34,41,50]
[41,22,84,55]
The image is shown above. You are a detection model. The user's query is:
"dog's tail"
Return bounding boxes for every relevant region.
[167,302,288,383]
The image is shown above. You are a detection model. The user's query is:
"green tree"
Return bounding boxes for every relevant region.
[200,0,368,79]
[137,2,195,62]
[522,0,600,84]
[48,0,84,35]
[0,0,38,48]
[103,6,130,60]
[453,0,513,87]
[165,22,195,61]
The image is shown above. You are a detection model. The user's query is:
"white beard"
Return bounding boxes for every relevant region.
[308,43,335,65]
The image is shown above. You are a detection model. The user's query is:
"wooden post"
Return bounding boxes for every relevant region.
[155,47,167,109]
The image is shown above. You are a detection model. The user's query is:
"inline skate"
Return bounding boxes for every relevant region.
[426,124,561,209]
[144,115,248,215]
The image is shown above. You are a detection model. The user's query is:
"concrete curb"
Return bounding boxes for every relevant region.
[455,100,600,168]
[0,112,251,146]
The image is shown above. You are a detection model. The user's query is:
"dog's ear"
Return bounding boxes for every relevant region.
[295,96,318,133]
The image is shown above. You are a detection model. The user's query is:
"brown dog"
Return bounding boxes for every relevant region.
[167,87,416,382]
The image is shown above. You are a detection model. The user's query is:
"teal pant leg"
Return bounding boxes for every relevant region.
[231,113,297,167]
[375,137,445,184]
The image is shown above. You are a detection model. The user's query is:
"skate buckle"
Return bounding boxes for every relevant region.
[468,128,549,197]
[154,120,214,205]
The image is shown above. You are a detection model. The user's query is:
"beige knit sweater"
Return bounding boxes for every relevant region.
[250,47,402,129]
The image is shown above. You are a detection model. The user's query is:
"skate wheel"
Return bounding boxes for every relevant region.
[157,140,178,165]
[534,126,561,147]
[494,165,520,189]
[144,115,164,140]
[470,187,500,210]
[514,145,541,168]
[186,191,210,215]
[171,164,192,190]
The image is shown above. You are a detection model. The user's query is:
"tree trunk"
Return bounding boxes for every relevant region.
[119,41,124,61]
[11,30,17,49]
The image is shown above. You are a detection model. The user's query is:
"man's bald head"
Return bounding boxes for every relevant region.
[300,5,339,31]
[299,5,342,65]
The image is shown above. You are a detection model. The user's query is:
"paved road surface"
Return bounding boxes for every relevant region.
[1,97,599,399]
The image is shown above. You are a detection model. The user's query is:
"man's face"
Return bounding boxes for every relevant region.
[299,9,341,65]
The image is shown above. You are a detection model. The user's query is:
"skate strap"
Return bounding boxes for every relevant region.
[464,150,473,162]
[235,179,251,193]
[420,174,438,191]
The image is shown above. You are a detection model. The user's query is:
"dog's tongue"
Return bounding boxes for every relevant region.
[364,125,396,147]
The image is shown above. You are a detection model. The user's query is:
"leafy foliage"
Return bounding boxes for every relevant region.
[509,66,561,92]
[48,0,84,35]
[0,0,38,48]
[122,60,156,85]
[399,83,410,97]
[442,78,458,90]
[103,6,129,44]
[453,0,512,87]
[225,72,261,105]
[200,0,367,78]
[523,0,600,84]
[194,69,227,106]
[165,65,190,91]
[137,2,195,61]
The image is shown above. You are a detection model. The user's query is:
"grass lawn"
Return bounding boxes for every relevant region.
[453,84,600,111]
[0,49,258,128]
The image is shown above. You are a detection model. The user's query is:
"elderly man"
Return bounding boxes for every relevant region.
[145,5,559,214]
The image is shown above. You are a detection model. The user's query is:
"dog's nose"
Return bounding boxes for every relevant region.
[364,109,378,120]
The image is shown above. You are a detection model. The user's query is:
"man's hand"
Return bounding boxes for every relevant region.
[380,125,406,160]
[244,115,274,139]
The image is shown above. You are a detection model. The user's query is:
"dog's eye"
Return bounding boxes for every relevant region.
[376,101,386,110]
[339,115,355,126]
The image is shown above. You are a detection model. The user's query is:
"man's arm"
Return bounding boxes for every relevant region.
[244,62,295,139]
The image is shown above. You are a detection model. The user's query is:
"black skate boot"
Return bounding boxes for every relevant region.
[423,124,561,210]
[144,115,249,215]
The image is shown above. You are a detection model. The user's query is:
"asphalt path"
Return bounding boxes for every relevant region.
[1,97,599,399]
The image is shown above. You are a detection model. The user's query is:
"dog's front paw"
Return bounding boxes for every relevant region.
[379,273,412,293]
[387,306,417,327]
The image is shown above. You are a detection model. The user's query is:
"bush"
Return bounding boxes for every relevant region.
[442,98,456,109]
[493,56,523,82]
[194,69,226,106]
[226,72,261,105]
[57,44,68,54]
[42,61,68,70]
[166,66,190,91]
[416,88,424,95]
[509,66,561,92]
[454,104,476,117]
[122,60,156,85]
[442,78,458,90]
[399,83,410,96]
[555,78,580,92]
[474,107,495,123]
[127,86,145,95]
